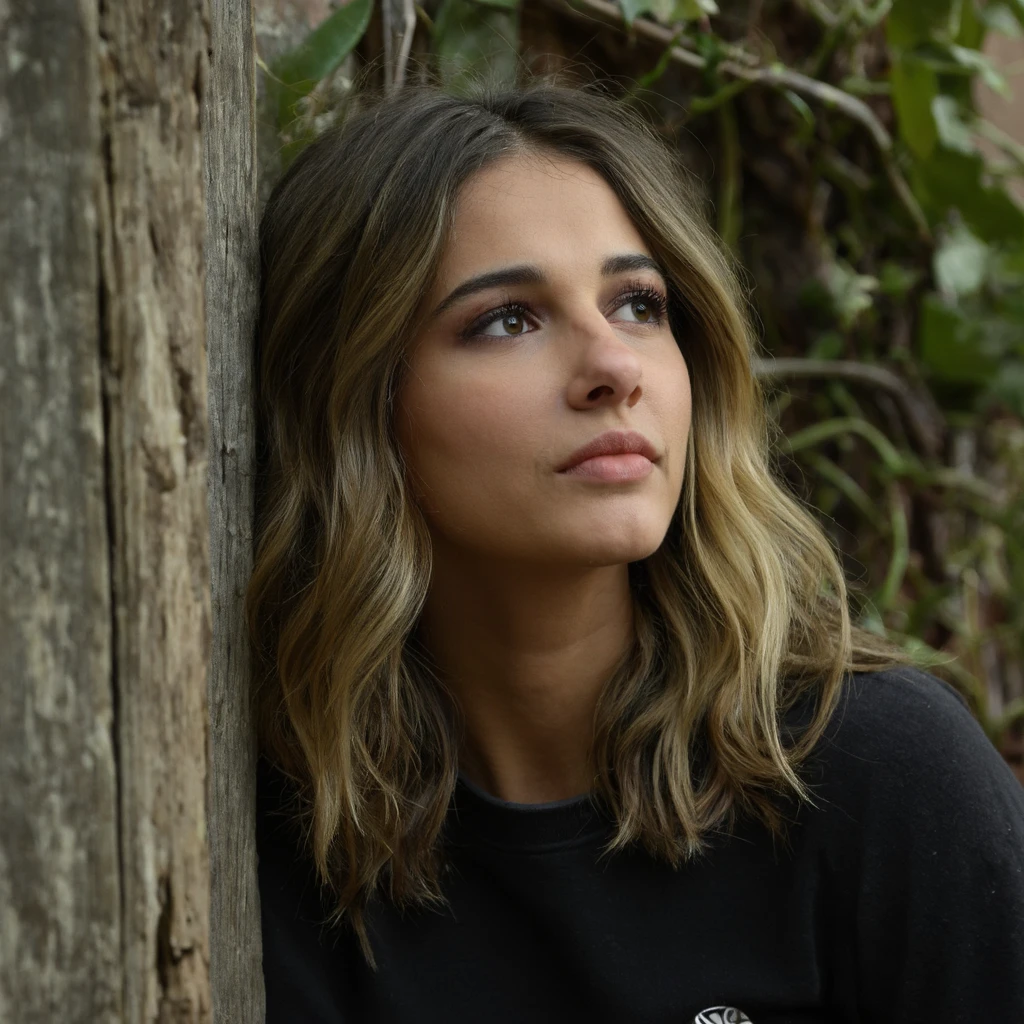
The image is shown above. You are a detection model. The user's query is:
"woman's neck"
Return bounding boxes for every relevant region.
[418,549,635,804]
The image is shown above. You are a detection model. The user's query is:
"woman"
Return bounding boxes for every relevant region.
[248,80,1024,1023]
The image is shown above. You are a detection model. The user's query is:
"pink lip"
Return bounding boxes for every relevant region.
[562,453,655,482]
[556,429,659,480]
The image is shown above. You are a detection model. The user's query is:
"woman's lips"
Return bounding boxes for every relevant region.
[559,453,654,482]
[555,429,659,475]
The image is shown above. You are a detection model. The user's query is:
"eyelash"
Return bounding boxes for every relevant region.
[459,279,669,342]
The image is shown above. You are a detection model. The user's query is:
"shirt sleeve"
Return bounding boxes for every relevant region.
[817,667,1024,1022]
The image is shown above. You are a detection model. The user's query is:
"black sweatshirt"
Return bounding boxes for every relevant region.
[255,667,1024,1023]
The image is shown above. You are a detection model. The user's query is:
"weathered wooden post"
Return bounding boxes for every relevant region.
[1,0,263,1017]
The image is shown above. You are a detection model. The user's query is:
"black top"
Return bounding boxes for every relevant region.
[255,667,1024,1023]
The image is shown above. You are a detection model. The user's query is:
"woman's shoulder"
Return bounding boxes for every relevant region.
[797,664,1024,840]
[815,665,998,771]
[819,664,984,765]
[790,669,1024,1018]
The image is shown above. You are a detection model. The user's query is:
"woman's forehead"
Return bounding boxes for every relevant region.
[435,153,653,284]
[452,152,627,226]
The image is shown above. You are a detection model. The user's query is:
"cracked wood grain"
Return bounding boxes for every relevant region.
[203,0,265,1019]
[97,0,214,1015]
[0,0,122,1018]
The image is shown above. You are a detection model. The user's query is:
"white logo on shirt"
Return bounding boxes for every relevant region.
[692,1008,752,1024]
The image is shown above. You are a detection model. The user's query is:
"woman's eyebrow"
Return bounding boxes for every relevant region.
[430,252,666,319]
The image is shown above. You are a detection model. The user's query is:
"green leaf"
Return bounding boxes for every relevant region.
[909,148,977,215]
[878,261,924,297]
[982,4,1023,36]
[947,44,1011,96]
[692,29,727,67]
[672,0,718,20]
[987,360,1024,417]
[890,57,939,158]
[933,223,989,299]
[620,0,653,23]
[433,0,519,93]
[887,0,955,48]
[964,188,1024,246]
[954,0,985,48]
[783,89,815,141]
[911,149,1024,243]
[857,600,888,638]
[808,331,844,359]
[825,259,879,329]
[270,0,373,132]
[647,0,676,23]
[931,95,975,153]
[988,240,1024,282]
[917,294,997,383]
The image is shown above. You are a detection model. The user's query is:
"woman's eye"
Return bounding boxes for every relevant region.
[478,311,532,337]
[611,295,661,324]
[465,288,665,341]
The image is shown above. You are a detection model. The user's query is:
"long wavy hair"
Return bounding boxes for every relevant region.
[247,78,921,967]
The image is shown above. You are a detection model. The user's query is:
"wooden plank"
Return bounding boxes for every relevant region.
[97,0,214,1017]
[203,0,265,1019]
[0,1,123,1019]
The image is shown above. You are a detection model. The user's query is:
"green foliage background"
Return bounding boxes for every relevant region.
[258,0,1024,765]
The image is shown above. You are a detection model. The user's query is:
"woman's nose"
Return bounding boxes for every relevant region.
[565,316,644,410]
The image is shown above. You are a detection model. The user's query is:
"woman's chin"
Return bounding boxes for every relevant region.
[550,527,668,569]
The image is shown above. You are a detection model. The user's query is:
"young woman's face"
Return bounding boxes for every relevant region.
[395,152,691,569]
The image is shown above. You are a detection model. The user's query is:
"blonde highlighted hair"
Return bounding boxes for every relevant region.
[247,77,919,966]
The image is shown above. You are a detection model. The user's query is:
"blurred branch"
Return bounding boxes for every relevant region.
[779,415,907,471]
[803,451,879,522]
[414,3,434,31]
[799,0,840,26]
[383,0,417,91]
[717,100,742,251]
[876,481,911,612]
[754,357,944,457]
[540,0,931,240]
[800,0,891,30]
